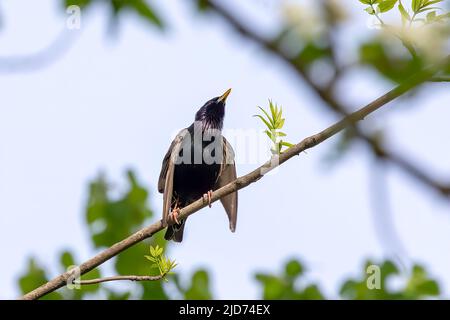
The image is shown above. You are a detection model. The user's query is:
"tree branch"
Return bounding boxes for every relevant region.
[358,133,450,196]
[0,29,78,73]
[73,274,165,286]
[203,0,450,199]
[21,55,450,300]
[430,76,450,82]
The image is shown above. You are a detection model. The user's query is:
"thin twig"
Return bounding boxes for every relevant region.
[368,159,408,259]
[21,54,450,300]
[430,76,450,82]
[74,274,165,285]
[358,133,450,196]
[0,28,78,73]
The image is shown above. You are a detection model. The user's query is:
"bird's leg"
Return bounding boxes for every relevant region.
[203,190,213,208]
[168,202,180,225]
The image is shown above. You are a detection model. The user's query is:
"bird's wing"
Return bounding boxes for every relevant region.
[215,136,238,232]
[158,129,189,225]
[158,128,189,193]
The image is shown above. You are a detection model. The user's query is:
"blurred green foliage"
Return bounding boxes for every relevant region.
[17,171,442,300]
[340,259,440,299]
[255,258,440,300]
[86,170,152,248]
[18,170,205,300]
[357,0,450,81]
[13,0,450,300]
[183,270,213,299]
[19,258,63,300]
[64,0,164,29]
[255,259,324,300]
[359,41,425,82]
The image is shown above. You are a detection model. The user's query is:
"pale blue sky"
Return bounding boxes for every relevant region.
[1,0,450,299]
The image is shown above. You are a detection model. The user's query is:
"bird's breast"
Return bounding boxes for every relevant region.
[172,135,223,203]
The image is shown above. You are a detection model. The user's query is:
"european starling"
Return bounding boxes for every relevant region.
[158,89,238,242]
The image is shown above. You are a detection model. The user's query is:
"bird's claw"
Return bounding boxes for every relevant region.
[203,190,213,208]
[168,208,180,225]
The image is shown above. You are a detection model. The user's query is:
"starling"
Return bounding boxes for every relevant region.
[158,89,238,242]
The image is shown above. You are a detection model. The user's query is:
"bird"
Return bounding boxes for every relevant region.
[158,89,238,242]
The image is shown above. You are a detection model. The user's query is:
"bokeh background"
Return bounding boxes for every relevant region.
[0,0,449,299]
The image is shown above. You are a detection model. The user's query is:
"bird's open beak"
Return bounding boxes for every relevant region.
[218,88,232,103]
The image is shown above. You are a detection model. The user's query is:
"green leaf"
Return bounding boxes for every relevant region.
[150,246,156,257]
[276,105,282,120]
[128,0,164,29]
[18,258,63,300]
[417,6,440,13]
[196,0,210,11]
[359,41,424,83]
[416,280,440,296]
[106,290,131,300]
[378,0,398,13]
[268,102,274,119]
[255,260,324,300]
[435,12,450,20]
[426,10,437,21]
[398,2,411,21]
[276,116,283,128]
[423,0,443,6]
[264,130,274,140]
[60,251,76,269]
[365,6,376,14]
[64,0,91,9]
[281,141,294,147]
[359,0,373,4]
[269,101,277,120]
[257,106,275,127]
[255,274,286,299]
[254,115,273,130]
[86,171,153,248]
[295,42,331,65]
[302,284,325,300]
[160,260,168,272]
[145,255,156,262]
[285,260,303,278]
[184,270,212,300]
[412,0,423,12]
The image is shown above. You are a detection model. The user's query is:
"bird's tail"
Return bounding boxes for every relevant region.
[164,219,186,242]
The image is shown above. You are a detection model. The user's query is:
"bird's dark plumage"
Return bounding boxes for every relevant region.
[158,89,238,242]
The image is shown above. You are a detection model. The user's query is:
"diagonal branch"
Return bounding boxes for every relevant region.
[21,55,450,300]
[202,0,450,199]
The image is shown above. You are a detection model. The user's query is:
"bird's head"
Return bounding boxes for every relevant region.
[195,88,231,131]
